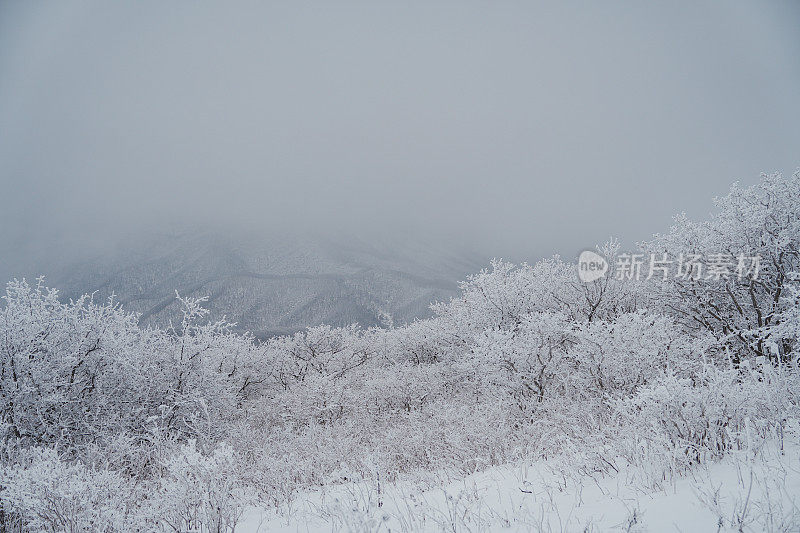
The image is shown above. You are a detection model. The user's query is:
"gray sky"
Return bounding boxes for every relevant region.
[1,1,799,263]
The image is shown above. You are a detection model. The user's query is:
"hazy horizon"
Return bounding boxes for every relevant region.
[2,1,799,271]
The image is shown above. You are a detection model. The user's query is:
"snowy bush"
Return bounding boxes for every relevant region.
[0,447,145,532]
[642,172,800,362]
[156,440,249,533]
[574,311,704,398]
[615,361,799,477]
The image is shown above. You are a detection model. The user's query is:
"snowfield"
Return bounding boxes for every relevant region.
[239,428,800,532]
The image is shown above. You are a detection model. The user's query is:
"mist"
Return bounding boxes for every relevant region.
[1,1,799,269]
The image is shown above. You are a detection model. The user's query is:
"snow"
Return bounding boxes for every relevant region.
[237,434,800,532]
[3,174,799,532]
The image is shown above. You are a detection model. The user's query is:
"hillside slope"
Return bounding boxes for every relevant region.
[17,231,482,338]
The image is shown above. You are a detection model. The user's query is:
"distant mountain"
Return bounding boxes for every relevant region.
[13,231,483,338]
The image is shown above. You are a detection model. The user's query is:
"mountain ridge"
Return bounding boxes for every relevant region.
[8,230,484,338]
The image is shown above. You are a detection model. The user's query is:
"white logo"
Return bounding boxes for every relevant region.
[578,250,608,282]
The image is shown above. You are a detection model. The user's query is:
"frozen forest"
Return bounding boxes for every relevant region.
[1,173,799,531]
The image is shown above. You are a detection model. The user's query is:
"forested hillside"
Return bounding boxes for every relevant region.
[1,232,482,338]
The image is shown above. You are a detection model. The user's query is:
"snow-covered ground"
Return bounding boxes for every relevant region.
[238,436,800,532]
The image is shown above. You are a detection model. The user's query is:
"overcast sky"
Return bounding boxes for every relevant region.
[1,1,799,264]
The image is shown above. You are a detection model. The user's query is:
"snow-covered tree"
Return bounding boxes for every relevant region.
[642,172,800,362]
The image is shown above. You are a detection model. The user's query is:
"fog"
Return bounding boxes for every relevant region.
[1,1,799,268]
